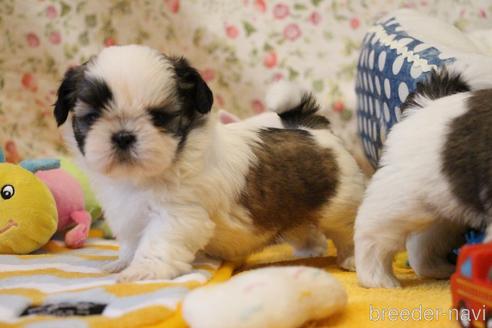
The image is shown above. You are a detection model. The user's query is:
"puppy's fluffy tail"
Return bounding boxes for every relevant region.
[401,68,470,113]
[402,55,492,114]
[265,81,330,129]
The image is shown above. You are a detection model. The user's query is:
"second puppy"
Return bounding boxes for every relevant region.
[355,62,492,288]
[54,45,366,281]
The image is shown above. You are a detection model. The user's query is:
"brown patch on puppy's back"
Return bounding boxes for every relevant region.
[441,89,492,216]
[241,128,339,231]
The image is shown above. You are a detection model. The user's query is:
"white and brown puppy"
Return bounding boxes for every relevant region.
[54,45,365,282]
[355,60,492,288]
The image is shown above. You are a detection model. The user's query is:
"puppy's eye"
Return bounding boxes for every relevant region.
[149,110,176,127]
[76,112,100,127]
[82,112,100,123]
[1,185,14,200]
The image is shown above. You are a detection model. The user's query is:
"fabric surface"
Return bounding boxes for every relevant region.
[468,28,492,55]
[0,234,456,327]
[356,9,492,167]
[1,0,491,172]
[0,233,228,327]
[356,10,461,167]
[243,243,454,328]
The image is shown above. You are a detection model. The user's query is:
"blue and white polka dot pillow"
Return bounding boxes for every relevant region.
[356,12,460,168]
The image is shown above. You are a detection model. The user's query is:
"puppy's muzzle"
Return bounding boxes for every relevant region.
[112,131,136,151]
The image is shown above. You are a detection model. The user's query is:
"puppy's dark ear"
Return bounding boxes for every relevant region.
[54,66,85,126]
[171,57,213,114]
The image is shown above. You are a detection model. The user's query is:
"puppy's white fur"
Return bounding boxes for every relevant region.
[60,46,365,281]
[355,93,471,288]
[85,119,364,281]
[355,61,492,288]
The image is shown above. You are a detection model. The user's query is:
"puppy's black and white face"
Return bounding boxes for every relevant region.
[54,45,213,179]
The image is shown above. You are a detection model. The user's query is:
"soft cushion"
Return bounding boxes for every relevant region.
[356,9,487,167]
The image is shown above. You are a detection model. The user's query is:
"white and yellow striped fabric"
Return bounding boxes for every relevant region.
[0,233,232,328]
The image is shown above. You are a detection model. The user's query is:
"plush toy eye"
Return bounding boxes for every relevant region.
[1,185,14,200]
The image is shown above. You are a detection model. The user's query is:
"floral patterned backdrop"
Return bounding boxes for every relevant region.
[0,0,491,172]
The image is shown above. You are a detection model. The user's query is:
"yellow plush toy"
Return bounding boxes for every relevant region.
[0,150,58,254]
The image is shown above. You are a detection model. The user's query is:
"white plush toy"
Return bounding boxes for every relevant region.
[182,266,347,328]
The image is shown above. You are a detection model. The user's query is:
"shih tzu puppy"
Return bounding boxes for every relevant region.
[355,57,492,288]
[54,45,365,281]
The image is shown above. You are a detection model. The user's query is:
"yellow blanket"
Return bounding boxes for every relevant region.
[0,235,231,328]
[0,236,453,327]
[245,244,454,328]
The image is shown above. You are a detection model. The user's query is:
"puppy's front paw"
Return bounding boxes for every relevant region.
[413,261,455,279]
[358,272,401,289]
[117,259,192,282]
[338,255,356,272]
[103,258,130,273]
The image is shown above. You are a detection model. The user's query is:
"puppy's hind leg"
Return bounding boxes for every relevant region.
[355,214,407,288]
[282,224,327,258]
[355,176,433,288]
[323,222,356,271]
[318,204,358,271]
[407,220,466,279]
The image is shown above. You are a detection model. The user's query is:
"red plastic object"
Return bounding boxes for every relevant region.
[451,242,492,328]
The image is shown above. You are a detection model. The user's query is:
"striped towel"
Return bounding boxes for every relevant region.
[0,234,232,327]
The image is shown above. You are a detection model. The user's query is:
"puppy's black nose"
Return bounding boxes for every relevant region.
[112,131,136,150]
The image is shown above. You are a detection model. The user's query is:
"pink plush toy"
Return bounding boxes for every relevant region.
[35,169,91,248]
